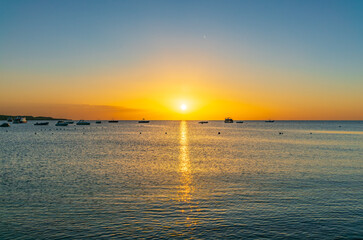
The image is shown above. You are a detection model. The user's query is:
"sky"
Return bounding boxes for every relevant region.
[0,0,362,120]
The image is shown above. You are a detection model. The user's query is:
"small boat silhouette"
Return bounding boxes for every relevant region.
[77,120,90,125]
[56,121,68,126]
[138,118,149,123]
[224,117,233,123]
[34,122,49,126]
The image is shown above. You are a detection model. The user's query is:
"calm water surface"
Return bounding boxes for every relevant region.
[0,121,362,239]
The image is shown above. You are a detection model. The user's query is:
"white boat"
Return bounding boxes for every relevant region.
[13,116,27,124]
[55,121,68,126]
[224,117,233,123]
[76,120,90,125]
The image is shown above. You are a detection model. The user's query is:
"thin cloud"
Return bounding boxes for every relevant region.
[0,103,143,120]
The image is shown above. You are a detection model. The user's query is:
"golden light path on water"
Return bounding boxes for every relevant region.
[177,121,198,232]
[178,121,192,202]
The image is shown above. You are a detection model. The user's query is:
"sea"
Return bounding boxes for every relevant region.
[0,120,362,239]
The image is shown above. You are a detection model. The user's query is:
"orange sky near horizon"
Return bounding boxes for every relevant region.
[1,51,362,120]
[1,59,362,120]
[1,50,362,120]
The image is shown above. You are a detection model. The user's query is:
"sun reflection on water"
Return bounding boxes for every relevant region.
[174,120,200,234]
[178,120,193,202]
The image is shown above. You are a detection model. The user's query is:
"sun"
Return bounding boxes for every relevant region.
[180,104,187,111]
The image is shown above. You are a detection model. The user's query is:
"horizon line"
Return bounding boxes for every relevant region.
[2,114,362,121]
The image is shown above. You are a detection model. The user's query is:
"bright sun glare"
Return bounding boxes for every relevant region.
[180,104,187,111]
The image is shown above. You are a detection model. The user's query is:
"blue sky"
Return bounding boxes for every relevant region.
[1,0,362,72]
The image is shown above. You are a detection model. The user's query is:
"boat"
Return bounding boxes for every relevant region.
[265,120,275,123]
[0,123,10,127]
[65,121,74,124]
[199,121,208,124]
[76,120,90,125]
[13,116,27,124]
[138,118,149,123]
[55,121,68,126]
[236,121,243,123]
[108,120,118,123]
[96,121,102,124]
[7,117,12,122]
[224,117,233,123]
[34,122,49,126]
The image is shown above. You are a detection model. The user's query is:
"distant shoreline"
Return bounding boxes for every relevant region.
[0,115,68,121]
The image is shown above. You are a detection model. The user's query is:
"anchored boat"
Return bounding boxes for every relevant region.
[56,121,68,126]
[76,120,90,125]
[138,118,149,123]
[34,122,49,126]
[13,116,27,124]
[224,117,233,123]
